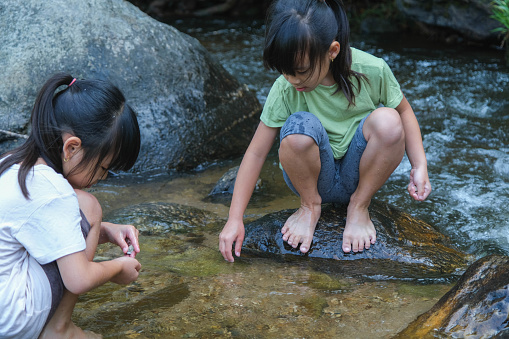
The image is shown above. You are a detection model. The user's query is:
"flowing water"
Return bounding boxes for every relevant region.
[74,18,509,338]
[171,18,509,258]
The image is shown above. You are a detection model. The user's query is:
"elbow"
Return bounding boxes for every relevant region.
[63,278,93,295]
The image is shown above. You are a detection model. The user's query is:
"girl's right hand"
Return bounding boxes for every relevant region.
[111,257,141,285]
[219,219,245,263]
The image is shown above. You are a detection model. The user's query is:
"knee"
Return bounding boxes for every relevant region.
[365,108,404,145]
[74,189,102,228]
[280,133,316,156]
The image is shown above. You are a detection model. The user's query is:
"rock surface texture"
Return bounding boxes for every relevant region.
[396,0,501,42]
[0,0,261,170]
[395,254,509,338]
[243,201,472,280]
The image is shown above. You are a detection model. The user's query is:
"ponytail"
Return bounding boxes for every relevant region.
[0,73,140,199]
[0,74,73,198]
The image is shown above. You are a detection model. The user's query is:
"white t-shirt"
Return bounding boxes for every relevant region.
[0,163,86,339]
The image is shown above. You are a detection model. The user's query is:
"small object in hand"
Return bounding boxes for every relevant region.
[126,244,134,255]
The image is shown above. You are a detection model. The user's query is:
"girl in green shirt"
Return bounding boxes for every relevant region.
[219,0,431,262]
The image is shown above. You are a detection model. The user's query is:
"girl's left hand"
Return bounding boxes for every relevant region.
[408,167,432,201]
[100,222,140,258]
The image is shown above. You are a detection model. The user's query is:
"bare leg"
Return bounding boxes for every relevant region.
[342,108,405,253]
[39,190,103,339]
[279,134,322,253]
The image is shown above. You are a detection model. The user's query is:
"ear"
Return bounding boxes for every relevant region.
[62,133,82,161]
[329,41,340,61]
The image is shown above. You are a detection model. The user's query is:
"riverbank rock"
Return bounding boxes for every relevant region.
[0,0,260,171]
[395,0,501,43]
[395,254,509,338]
[243,200,471,280]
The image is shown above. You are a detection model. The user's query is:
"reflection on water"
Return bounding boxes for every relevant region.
[76,18,508,337]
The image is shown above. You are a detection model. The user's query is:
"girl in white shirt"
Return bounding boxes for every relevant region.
[0,73,142,338]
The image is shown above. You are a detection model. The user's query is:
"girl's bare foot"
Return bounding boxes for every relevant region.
[281,203,321,253]
[342,203,376,253]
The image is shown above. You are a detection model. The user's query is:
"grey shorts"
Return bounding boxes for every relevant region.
[41,210,91,325]
[280,111,368,204]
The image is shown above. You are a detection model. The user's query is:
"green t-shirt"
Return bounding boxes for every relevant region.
[260,48,404,159]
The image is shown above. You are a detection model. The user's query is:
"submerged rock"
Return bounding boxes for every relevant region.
[106,202,220,236]
[207,165,262,204]
[395,254,509,338]
[243,200,471,280]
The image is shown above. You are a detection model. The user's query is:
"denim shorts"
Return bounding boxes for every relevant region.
[280,111,368,204]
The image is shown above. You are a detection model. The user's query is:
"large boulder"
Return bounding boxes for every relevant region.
[396,0,501,42]
[395,254,509,338]
[0,0,260,171]
[243,200,472,281]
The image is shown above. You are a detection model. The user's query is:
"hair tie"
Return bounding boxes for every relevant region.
[69,78,77,87]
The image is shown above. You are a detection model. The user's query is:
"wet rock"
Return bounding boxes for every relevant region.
[209,166,240,196]
[395,254,509,338]
[395,0,500,43]
[105,202,220,236]
[243,200,471,280]
[207,166,262,203]
[0,0,260,171]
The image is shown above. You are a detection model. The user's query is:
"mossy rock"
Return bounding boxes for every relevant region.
[106,202,221,236]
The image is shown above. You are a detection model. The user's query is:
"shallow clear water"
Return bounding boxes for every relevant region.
[76,18,508,337]
[171,18,509,259]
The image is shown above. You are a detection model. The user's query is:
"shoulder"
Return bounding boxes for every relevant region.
[271,75,294,92]
[32,165,74,195]
[351,47,389,75]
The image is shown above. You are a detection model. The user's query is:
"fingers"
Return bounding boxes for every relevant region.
[219,236,236,263]
[125,227,140,256]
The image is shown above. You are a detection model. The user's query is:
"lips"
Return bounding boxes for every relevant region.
[296,87,306,92]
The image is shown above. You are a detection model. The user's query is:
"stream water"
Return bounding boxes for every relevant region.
[74,18,509,338]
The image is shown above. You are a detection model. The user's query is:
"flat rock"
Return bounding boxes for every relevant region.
[243,200,471,280]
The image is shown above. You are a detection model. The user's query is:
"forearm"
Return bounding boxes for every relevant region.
[228,121,278,220]
[99,222,115,244]
[228,152,266,220]
[398,97,427,169]
[58,253,123,295]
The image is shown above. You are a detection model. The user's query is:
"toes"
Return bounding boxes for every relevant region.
[342,239,351,253]
[351,241,359,253]
[289,234,301,248]
[363,237,371,250]
[300,238,312,253]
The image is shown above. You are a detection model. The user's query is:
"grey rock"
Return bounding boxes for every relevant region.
[0,0,260,171]
[396,0,501,41]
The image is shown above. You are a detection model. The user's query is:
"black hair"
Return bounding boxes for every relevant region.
[263,0,367,106]
[0,73,141,199]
